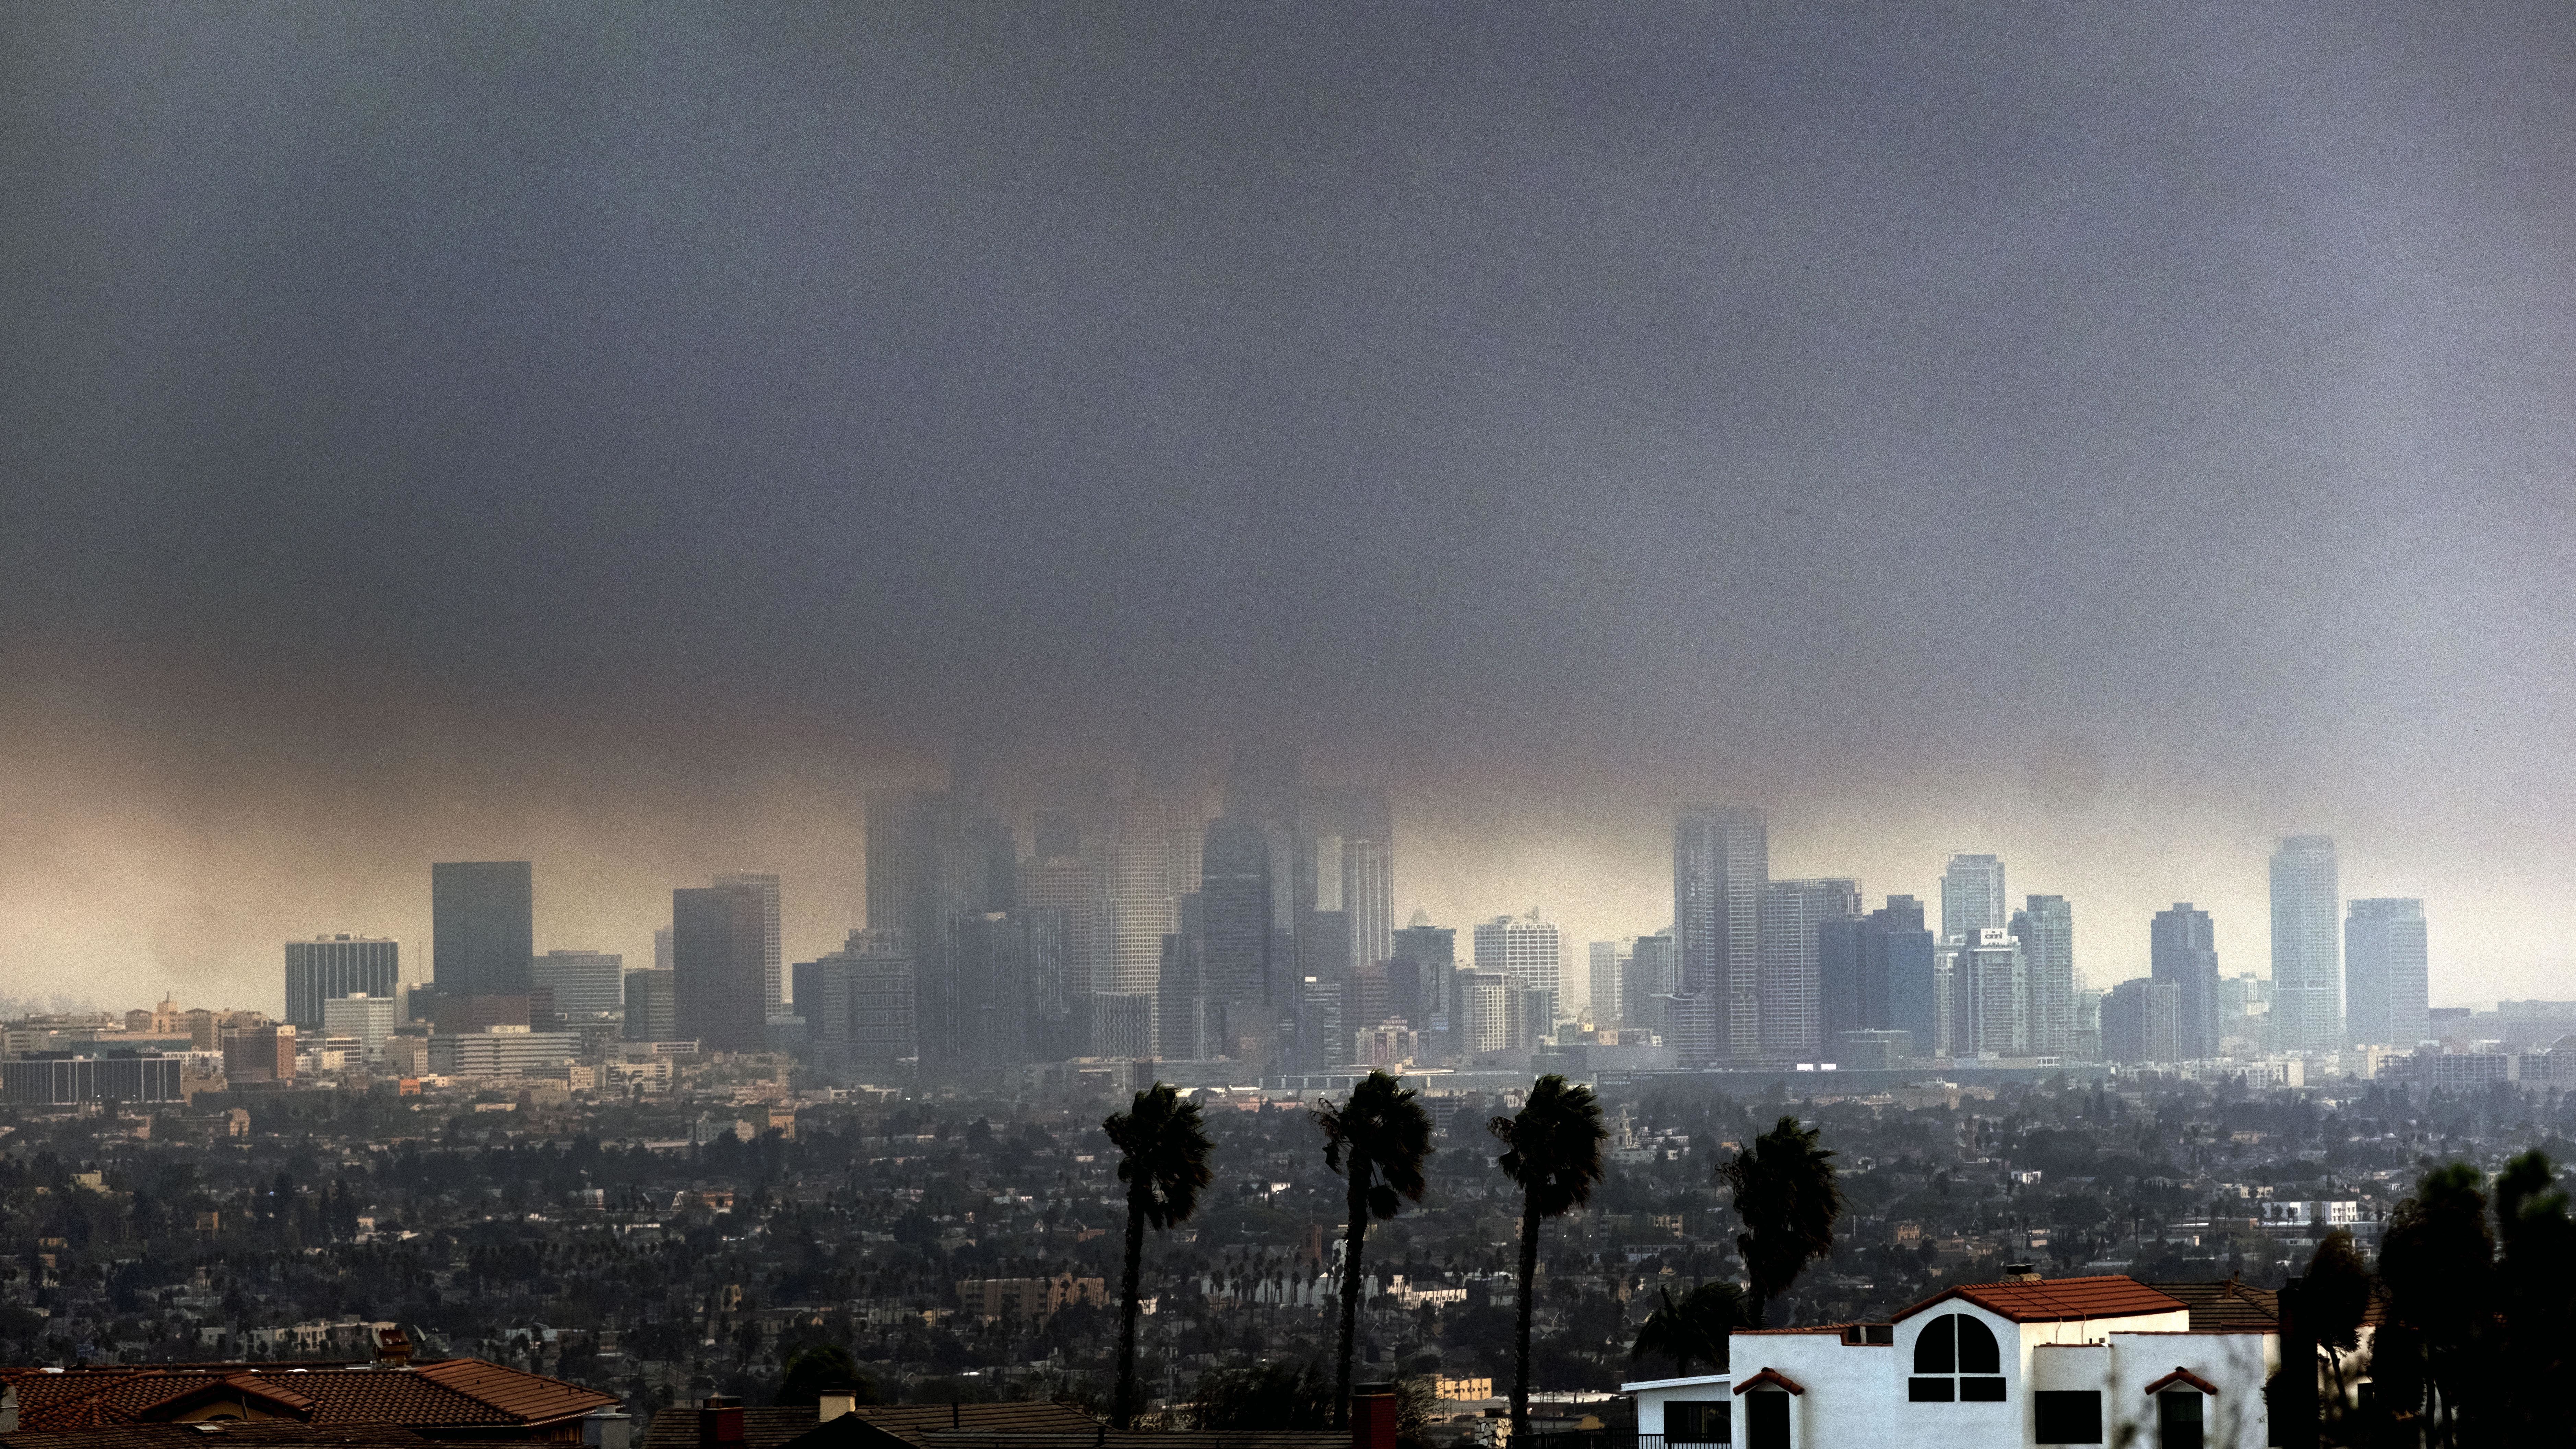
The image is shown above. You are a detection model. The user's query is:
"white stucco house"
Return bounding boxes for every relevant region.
[1623,1273,2277,1449]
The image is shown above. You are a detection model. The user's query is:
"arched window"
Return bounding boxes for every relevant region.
[1908,1312,2007,1402]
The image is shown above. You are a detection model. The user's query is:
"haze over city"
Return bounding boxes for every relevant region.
[5,3,2573,1011]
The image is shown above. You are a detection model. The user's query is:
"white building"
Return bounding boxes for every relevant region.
[1474,912,1562,1028]
[2269,835,2341,1052]
[1590,938,1635,1027]
[321,994,397,1063]
[1624,1274,2276,1449]
[427,1025,581,1077]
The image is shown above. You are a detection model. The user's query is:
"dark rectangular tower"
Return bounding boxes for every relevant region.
[431,861,533,998]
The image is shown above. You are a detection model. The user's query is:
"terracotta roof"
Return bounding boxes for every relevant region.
[409,1362,615,1426]
[2142,1368,2219,1396]
[2142,1281,2279,1332]
[1894,1275,2187,1325]
[780,1404,1102,1449]
[0,1423,433,1449]
[1729,1370,1803,1397]
[0,1363,612,1434]
[913,1435,1339,1449]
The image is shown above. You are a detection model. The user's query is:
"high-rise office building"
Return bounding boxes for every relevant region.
[1199,817,1272,1042]
[1758,878,1860,1058]
[1158,933,1208,1061]
[653,927,673,972]
[283,935,400,1032]
[1588,939,1634,1027]
[322,994,397,1063]
[2150,903,2222,1060]
[792,928,913,1078]
[1940,854,2008,940]
[623,968,677,1041]
[1391,916,1458,1053]
[1621,932,1679,1037]
[1946,926,2026,1055]
[532,950,625,1024]
[1017,853,1101,1001]
[2347,898,2430,1048]
[1474,912,1562,1029]
[1105,791,1181,1000]
[432,862,533,998]
[2271,835,2342,1051]
[672,884,767,1054]
[2217,973,2274,1053]
[712,871,783,1007]
[1341,836,1393,972]
[2102,977,2180,1063]
[2010,895,2076,1057]
[869,787,1019,1072]
[1455,969,1513,1057]
[1871,897,1940,1057]
[1675,805,1767,1057]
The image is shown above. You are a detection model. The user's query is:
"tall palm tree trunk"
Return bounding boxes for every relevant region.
[1334,1166,1370,1427]
[1511,1195,1540,1436]
[1114,1179,1148,1428]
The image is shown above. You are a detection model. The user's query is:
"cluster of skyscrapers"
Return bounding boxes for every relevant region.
[1589,816,2434,1069]
[280,775,2441,1081]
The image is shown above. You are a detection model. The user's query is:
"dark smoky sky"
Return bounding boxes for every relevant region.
[4,2,2573,1010]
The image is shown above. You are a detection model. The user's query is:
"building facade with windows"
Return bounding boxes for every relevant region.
[1624,1274,2274,1449]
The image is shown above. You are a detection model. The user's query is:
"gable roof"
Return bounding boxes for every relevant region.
[1729,1370,1803,1397]
[2142,1367,2219,1397]
[1894,1275,2188,1325]
[0,1363,613,1435]
[2142,1281,2279,1332]
[778,1404,1103,1449]
[0,1422,434,1449]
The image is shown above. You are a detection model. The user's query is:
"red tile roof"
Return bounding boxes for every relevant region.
[1730,1370,1804,1396]
[1894,1275,2188,1324]
[0,1363,613,1435]
[2142,1367,2219,1396]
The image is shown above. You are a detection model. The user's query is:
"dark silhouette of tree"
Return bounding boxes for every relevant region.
[2377,1162,2496,1448]
[2302,1228,2373,1432]
[1187,1359,1335,1430]
[2494,1149,2576,1447]
[1314,1069,1435,1426]
[1489,1075,1607,1437]
[1629,1280,1751,1377]
[775,1342,877,1406]
[1103,1082,1214,1429]
[1720,1116,1844,1327]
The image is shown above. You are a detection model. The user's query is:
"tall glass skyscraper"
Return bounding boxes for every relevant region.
[1675,804,1767,1057]
[2346,898,2429,1047]
[2270,835,2342,1051]
[2151,903,2221,1059]
[1758,877,1860,1058]
[2010,895,2076,1057]
[430,861,532,998]
[1940,854,2008,940]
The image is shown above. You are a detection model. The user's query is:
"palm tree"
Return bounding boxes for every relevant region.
[1103,1081,1215,1429]
[1719,1115,1844,1327]
[1314,1068,1435,1426]
[1489,1074,1607,1437]
[1629,1279,1752,1378]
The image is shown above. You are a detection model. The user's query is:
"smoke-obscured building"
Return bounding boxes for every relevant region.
[283,935,400,1033]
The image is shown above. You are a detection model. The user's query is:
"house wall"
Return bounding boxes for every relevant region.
[1624,1374,1729,1435]
[2104,1331,2275,1449]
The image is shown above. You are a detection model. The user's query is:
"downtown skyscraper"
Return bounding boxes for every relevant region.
[1939,853,2008,939]
[2150,902,2222,1060]
[1675,804,1766,1058]
[430,861,533,1000]
[2270,835,2342,1051]
[2010,895,2076,1057]
[1758,877,1860,1058]
[2346,898,2430,1048]
[712,870,783,1006]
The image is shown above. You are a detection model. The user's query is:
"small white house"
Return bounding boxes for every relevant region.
[1622,1273,2277,1449]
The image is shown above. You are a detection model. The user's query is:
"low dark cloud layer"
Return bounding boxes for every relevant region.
[3,3,2571,1005]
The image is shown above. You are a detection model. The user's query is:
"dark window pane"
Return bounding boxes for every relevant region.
[1668,1402,1729,1442]
[1747,1392,1789,1449]
[2158,1391,2205,1449]
[2034,1390,2104,1444]
[1961,1377,2007,1402]
[1909,1377,1955,1402]
[1914,1313,1957,1373]
[1955,1316,2002,1373]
